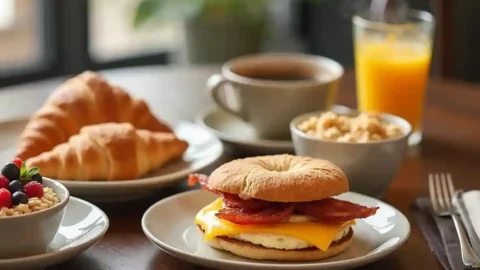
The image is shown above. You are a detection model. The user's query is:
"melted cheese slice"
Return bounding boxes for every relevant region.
[195,198,355,251]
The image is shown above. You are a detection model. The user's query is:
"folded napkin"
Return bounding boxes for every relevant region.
[462,191,480,245]
[412,198,463,270]
[461,191,480,255]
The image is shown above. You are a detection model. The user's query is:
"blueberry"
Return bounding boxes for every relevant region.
[11,191,28,206]
[1,163,20,181]
[31,173,43,184]
[8,180,23,194]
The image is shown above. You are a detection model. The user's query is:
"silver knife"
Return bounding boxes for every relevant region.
[454,190,480,258]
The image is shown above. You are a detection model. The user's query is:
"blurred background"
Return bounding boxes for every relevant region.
[0,0,471,88]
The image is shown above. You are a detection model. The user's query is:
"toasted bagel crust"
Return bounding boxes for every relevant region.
[207,154,348,202]
[204,228,353,261]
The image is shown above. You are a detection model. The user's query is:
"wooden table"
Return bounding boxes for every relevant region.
[2,66,479,270]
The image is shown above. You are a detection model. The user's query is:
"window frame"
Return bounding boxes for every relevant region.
[0,0,169,88]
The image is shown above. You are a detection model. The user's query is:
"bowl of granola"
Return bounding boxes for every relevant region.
[290,110,411,198]
[0,158,69,259]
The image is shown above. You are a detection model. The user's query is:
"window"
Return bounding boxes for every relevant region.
[0,0,315,87]
[0,0,48,75]
[88,0,181,63]
[0,0,174,88]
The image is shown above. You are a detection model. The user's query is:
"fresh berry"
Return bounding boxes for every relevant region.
[12,158,22,169]
[0,176,9,189]
[1,163,20,181]
[0,188,11,208]
[30,173,43,184]
[11,191,28,206]
[24,181,43,198]
[8,180,23,194]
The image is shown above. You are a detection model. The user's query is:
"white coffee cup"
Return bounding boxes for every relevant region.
[206,53,344,140]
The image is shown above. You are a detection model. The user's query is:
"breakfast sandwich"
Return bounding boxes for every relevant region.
[188,154,379,261]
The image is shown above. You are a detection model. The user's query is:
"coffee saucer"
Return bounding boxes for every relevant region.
[0,197,109,270]
[195,105,351,156]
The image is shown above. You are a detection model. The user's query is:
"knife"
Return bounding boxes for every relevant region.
[454,190,480,259]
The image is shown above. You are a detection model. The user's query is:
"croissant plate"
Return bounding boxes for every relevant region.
[26,123,189,181]
[16,71,172,160]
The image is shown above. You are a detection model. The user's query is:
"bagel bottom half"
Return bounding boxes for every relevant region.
[200,228,353,261]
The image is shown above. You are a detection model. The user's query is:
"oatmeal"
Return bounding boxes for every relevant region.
[0,157,60,217]
[0,187,59,217]
[297,111,404,142]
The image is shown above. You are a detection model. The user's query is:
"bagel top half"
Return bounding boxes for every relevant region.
[207,154,348,202]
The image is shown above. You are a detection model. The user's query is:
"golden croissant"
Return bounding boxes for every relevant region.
[25,123,188,181]
[16,71,172,160]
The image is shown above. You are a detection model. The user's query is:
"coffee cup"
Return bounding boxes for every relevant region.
[206,53,344,140]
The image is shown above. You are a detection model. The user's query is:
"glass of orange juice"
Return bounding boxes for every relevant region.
[353,10,435,146]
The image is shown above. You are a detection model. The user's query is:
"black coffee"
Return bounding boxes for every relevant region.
[232,62,321,82]
[246,74,314,81]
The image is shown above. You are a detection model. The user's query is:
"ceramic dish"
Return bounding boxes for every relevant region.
[195,105,351,156]
[0,196,109,270]
[0,178,69,259]
[290,110,411,198]
[142,190,410,270]
[0,121,224,202]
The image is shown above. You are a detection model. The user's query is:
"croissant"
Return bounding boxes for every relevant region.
[16,71,172,160]
[25,123,188,181]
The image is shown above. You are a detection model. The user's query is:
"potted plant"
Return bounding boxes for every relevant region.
[133,0,270,64]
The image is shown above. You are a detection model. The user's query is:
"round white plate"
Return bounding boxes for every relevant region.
[195,105,352,156]
[142,190,410,270]
[0,197,109,270]
[0,120,224,202]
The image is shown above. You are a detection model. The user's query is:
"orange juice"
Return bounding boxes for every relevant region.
[355,39,431,130]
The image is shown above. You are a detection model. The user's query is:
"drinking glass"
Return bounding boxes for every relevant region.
[353,10,435,146]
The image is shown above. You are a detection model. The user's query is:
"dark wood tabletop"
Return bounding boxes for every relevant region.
[4,66,477,270]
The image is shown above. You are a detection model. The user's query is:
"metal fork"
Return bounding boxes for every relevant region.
[429,173,480,269]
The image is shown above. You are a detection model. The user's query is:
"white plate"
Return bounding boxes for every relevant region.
[0,120,224,202]
[195,105,352,156]
[0,197,109,270]
[142,190,410,270]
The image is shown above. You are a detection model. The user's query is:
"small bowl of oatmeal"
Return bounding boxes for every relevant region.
[0,176,69,259]
[290,110,411,198]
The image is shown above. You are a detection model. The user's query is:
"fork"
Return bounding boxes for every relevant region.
[429,173,480,269]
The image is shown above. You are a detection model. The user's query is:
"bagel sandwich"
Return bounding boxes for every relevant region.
[188,154,379,262]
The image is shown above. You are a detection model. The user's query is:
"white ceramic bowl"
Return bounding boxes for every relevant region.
[290,110,412,198]
[0,178,69,259]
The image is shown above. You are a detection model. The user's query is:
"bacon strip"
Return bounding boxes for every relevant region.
[188,174,378,224]
[188,174,209,187]
[296,198,379,222]
[221,193,276,210]
[189,174,275,210]
[188,173,219,194]
[216,204,295,225]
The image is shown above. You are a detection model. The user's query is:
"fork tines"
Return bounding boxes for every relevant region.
[429,173,455,213]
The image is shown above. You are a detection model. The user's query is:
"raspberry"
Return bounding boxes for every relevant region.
[0,188,11,208]
[0,176,9,189]
[12,158,22,169]
[24,181,43,199]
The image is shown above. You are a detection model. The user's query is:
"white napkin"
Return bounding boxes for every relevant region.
[462,191,480,242]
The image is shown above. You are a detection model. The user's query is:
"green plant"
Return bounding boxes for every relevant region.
[133,0,271,28]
